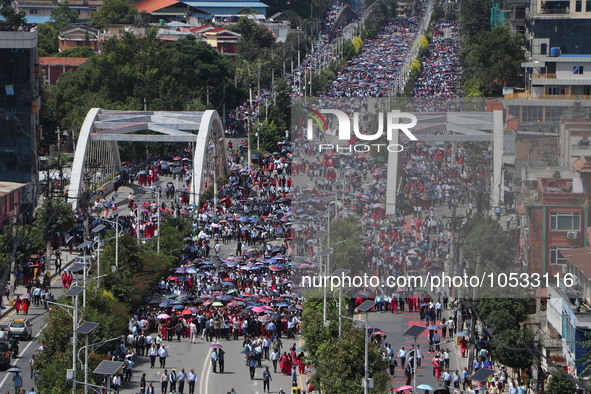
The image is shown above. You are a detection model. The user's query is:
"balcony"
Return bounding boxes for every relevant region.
[572,143,591,156]
[532,73,556,79]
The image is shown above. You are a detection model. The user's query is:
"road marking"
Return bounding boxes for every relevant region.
[0,322,48,389]
[199,341,214,394]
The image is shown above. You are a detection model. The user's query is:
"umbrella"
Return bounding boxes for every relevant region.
[417,384,434,390]
[181,309,195,315]
[372,330,387,336]
[211,302,224,307]
[395,386,413,392]
[21,293,31,299]
[428,325,440,330]
[251,306,265,313]
[159,300,172,308]
[456,331,469,337]
[420,303,431,307]
[172,305,184,310]
[7,367,21,372]
[157,313,171,319]
[258,315,272,322]
[209,344,223,349]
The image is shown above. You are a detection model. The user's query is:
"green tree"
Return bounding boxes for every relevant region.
[38,23,60,57]
[478,298,530,332]
[546,372,577,394]
[50,3,79,28]
[463,214,515,270]
[54,46,96,58]
[0,5,26,27]
[329,216,363,273]
[463,26,524,96]
[232,17,276,49]
[491,328,534,376]
[316,328,391,394]
[33,200,76,259]
[48,31,236,129]
[90,0,138,28]
[460,0,491,42]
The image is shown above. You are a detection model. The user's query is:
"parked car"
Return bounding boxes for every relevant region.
[7,319,32,340]
[0,341,10,370]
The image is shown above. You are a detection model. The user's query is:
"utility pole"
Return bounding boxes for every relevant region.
[467,252,481,374]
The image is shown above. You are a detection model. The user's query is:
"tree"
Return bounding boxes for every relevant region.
[232,17,276,49]
[329,217,364,273]
[90,0,138,27]
[463,214,516,271]
[491,327,534,375]
[50,3,79,28]
[54,46,96,58]
[316,328,391,394]
[546,372,577,394]
[38,23,60,57]
[0,5,26,27]
[48,31,237,129]
[462,26,524,96]
[478,298,530,332]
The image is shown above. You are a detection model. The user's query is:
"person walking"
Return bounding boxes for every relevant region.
[262,366,272,393]
[169,369,177,393]
[158,344,168,368]
[177,368,187,394]
[270,348,280,373]
[218,348,225,373]
[149,344,158,368]
[140,373,146,394]
[146,382,155,394]
[247,356,257,380]
[211,348,218,373]
[160,370,169,394]
[187,368,197,394]
[397,346,406,368]
[12,371,22,394]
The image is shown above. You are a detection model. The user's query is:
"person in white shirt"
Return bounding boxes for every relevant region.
[187,368,198,394]
[398,347,407,368]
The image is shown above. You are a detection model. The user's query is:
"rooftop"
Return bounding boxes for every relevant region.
[38,57,88,66]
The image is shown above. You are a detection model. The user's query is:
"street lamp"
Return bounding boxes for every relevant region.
[91,224,105,287]
[101,218,121,271]
[75,321,99,394]
[403,325,427,394]
[332,268,350,337]
[51,285,84,394]
[356,300,376,394]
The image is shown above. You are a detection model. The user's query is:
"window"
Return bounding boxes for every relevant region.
[574,66,584,74]
[547,86,566,95]
[541,43,548,55]
[576,0,582,11]
[29,8,37,14]
[550,246,574,264]
[550,212,581,230]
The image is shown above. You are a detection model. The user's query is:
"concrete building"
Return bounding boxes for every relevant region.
[13,0,102,23]
[0,30,39,212]
[38,57,88,85]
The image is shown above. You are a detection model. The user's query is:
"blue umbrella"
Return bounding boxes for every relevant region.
[417,384,433,390]
[276,303,289,307]
[172,304,184,310]
[159,300,172,308]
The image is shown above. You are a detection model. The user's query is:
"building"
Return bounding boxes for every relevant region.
[13,0,102,23]
[0,182,27,230]
[58,25,100,52]
[502,0,591,121]
[134,0,268,21]
[38,57,88,85]
[521,176,587,276]
[202,27,241,56]
[0,30,39,210]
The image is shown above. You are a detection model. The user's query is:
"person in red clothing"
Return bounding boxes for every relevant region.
[22,298,30,315]
[14,296,22,315]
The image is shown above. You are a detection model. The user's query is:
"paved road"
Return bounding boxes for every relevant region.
[0,251,78,393]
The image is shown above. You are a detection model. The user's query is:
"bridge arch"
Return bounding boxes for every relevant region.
[68,109,226,209]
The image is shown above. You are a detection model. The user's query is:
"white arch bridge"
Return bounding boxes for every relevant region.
[67,109,226,209]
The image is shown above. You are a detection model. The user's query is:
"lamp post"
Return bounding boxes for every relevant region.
[91,224,105,287]
[51,286,84,394]
[340,300,376,394]
[75,321,99,394]
[331,268,350,337]
[100,218,121,272]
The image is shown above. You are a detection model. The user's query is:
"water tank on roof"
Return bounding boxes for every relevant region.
[550,47,560,57]
[573,101,581,111]
[159,19,165,25]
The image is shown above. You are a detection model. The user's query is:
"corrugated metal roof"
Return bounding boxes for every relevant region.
[562,247,591,280]
[184,1,268,7]
[134,0,180,13]
[0,182,26,197]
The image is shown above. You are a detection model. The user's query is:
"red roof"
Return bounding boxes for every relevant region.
[38,57,88,66]
[191,25,215,33]
[134,0,179,13]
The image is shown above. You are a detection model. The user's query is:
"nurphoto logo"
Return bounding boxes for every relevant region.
[302,104,418,153]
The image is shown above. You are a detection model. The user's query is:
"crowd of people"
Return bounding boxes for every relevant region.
[322,18,419,97]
